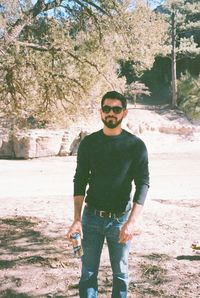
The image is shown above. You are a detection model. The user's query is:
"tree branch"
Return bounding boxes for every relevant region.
[3,0,111,45]
[76,0,109,15]
[16,41,50,51]
[4,0,63,44]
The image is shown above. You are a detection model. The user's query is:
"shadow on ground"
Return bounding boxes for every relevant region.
[127,251,200,298]
[0,216,199,297]
[0,216,79,297]
[153,199,200,208]
[0,217,66,269]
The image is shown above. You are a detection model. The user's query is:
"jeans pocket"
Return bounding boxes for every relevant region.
[115,212,129,225]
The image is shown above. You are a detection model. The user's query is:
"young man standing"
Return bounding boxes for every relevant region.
[67,91,150,298]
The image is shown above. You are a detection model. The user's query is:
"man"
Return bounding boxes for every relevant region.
[67,91,149,298]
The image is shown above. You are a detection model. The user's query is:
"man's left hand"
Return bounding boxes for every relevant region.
[119,221,135,243]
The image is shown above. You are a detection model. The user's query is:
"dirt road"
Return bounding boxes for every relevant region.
[0,150,200,297]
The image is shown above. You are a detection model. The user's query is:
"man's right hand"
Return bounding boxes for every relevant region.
[66,220,83,241]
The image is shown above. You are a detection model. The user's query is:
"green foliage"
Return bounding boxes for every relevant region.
[161,0,200,55]
[0,0,168,128]
[177,72,200,121]
[0,13,126,128]
[155,0,200,107]
[116,5,168,74]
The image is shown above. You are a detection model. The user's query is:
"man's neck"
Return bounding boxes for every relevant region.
[103,126,122,136]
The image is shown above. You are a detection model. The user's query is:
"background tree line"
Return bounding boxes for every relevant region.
[0,0,199,128]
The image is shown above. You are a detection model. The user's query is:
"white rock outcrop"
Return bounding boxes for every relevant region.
[13,130,64,159]
[0,129,88,159]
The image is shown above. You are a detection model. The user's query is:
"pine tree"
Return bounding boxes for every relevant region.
[157,0,200,107]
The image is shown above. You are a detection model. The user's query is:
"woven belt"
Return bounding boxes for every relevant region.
[86,205,126,218]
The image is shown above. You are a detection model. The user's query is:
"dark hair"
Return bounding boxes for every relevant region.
[101,91,127,109]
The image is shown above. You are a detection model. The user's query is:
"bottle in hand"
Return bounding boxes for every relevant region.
[71,233,83,257]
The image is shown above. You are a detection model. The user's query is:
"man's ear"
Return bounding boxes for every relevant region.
[123,109,128,118]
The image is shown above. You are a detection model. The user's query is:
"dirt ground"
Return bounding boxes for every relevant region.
[0,149,200,298]
[0,105,200,297]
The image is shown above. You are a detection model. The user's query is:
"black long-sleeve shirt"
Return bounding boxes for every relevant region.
[73,129,149,212]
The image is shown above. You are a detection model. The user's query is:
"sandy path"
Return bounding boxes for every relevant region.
[0,151,200,220]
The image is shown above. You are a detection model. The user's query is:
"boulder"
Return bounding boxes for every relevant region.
[0,133,15,159]
[0,129,89,159]
[13,134,36,159]
[69,131,88,155]
[13,130,63,159]
[59,131,72,156]
[159,125,194,136]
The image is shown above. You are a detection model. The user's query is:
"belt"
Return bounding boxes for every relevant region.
[86,204,126,219]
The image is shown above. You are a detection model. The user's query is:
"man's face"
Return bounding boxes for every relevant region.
[100,98,128,129]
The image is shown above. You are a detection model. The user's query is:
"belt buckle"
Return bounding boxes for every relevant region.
[99,211,112,218]
[99,210,105,217]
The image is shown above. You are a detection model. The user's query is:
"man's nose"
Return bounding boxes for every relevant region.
[108,109,115,115]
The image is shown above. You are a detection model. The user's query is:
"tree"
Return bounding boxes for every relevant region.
[157,0,200,107]
[0,0,115,45]
[125,81,151,106]
[116,3,168,77]
[0,0,168,128]
[0,1,127,127]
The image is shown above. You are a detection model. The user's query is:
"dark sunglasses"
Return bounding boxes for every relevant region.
[102,105,124,114]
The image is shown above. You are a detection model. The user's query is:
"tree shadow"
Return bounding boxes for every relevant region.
[176,255,200,261]
[0,216,78,297]
[0,289,31,298]
[153,198,200,208]
[150,104,189,122]
[0,216,62,269]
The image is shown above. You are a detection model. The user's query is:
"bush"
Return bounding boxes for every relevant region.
[177,72,200,123]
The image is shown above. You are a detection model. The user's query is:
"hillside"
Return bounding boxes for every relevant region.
[77,102,200,155]
[124,103,200,154]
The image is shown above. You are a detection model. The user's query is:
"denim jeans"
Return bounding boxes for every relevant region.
[79,206,131,298]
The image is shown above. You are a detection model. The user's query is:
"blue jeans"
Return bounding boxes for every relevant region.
[79,206,131,298]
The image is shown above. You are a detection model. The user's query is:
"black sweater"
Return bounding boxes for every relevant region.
[73,129,149,212]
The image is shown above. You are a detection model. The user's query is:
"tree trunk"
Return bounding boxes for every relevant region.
[171,11,177,108]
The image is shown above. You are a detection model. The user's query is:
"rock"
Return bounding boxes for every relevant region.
[69,131,88,156]
[126,122,139,134]
[35,133,63,158]
[13,130,63,159]
[159,125,194,136]
[59,131,72,156]
[0,129,89,159]
[139,124,144,134]
[13,134,36,159]
[0,133,15,159]
[0,103,199,159]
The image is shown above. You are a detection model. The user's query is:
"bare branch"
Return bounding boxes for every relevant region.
[3,0,111,45]
[16,41,50,51]
[4,0,63,44]
[65,48,114,87]
[68,77,87,93]
[0,49,6,55]
[72,0,104,40]
[76,0,109,15]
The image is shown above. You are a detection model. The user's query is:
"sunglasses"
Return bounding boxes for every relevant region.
[102,105,124,114]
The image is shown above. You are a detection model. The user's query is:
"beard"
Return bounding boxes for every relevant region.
[101,116,123,129]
